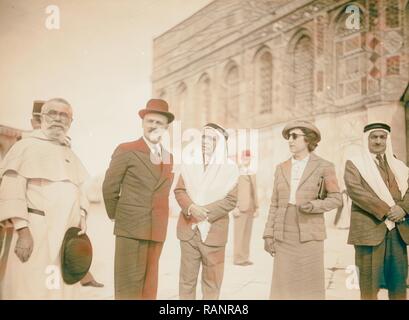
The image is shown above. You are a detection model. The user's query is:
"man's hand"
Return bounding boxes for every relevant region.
[299,202,313,213]
[78,216,87,235]
[189,204,209,222]
[387,205,406,222]
[264,238,276,257]
[231,207,240,218]
[14,227,34,263]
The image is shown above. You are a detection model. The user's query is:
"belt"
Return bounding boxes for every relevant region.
[28,208,45,216]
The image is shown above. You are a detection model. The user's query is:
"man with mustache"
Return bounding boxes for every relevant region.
[0,98,89,299]
[103,99,174,300]
[29,100,103,288]
[174,123,239,300]
[345,122,409,300]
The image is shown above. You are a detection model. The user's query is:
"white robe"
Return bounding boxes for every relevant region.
[0,131,89,299]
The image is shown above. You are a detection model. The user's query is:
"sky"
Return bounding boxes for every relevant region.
[0,0,213,175]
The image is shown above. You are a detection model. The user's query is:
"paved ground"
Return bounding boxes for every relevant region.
[78,202,400,300]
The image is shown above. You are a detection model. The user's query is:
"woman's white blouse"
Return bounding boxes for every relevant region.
[289,155,310,204]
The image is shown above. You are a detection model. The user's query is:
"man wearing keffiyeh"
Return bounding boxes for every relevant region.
[174,123,238,300]
[344,122,409,300]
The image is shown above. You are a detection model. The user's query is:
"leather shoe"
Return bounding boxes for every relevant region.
[81,279,104,288]
[234,261,254,266]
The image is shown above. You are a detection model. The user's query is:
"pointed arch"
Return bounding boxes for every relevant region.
[333,3,367,100]
[288,29,314,112]
[195,73,212,126]
[253,46,273,115]
[223,61,240,127]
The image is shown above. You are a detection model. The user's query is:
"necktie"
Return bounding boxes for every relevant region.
[154,145,162,164]
[377,154,392,188]
[376,154,386,170]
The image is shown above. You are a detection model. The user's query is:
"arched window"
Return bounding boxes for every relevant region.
[176,82,187,124]
[405,2,409,46]
[385,0,400,29]
[159,89,167,101]
[293,35,314,111]
[254,49,273,114]
[224,64,240,127]
[334,5,366,99]
[196,74,211,126]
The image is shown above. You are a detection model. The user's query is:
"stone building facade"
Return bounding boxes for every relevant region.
[152,0,409,206]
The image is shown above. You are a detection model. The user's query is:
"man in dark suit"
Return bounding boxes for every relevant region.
[344,122,409,300]
[103,99,174,300]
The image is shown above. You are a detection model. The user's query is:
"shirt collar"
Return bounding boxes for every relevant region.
[371,153,385,163]
[291,154,310,165]
[143,135,161,155]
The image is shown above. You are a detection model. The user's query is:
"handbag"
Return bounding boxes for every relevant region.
[317,176,327,200]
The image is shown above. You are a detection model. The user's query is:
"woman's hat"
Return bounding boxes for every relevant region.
[282,120,321,141]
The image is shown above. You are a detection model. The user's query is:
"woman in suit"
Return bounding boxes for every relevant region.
[263,120,342,300]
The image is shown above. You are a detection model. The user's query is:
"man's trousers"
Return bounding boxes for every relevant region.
[179,231,225,300]
[114,236,163,300]
[355,228,407,300]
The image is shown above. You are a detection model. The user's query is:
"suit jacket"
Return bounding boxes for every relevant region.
[102,138,174,242]
[344,160,409,246]
[263,152,342,242]
[174,176,237,247]
[237,174,258,213]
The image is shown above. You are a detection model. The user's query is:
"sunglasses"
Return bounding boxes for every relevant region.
[287,133,306,140]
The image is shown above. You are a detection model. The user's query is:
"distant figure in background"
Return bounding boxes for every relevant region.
[344,123,409,300]
[232,150,258,266]
[263,120,342,300]
[28,100,103,288]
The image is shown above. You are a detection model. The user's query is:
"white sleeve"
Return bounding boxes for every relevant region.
[0,172,29,225]
[11,218,29,230]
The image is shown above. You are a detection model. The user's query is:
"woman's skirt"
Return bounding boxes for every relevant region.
[270,205,325,300]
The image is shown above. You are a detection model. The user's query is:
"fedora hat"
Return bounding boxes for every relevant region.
[282,120,321,142]
[138,99,175,123]
[60,227,93,285]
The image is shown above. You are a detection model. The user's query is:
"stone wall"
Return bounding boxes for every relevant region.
[153,0,409,209]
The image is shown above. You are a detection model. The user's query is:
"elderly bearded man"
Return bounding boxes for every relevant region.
[0,98,89,299]
[175,123,239,300]
[345,123,409,300]
[29,100,103,288]
[103,99,175,300]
